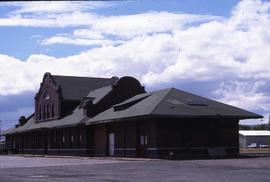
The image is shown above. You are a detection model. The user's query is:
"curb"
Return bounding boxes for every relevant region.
[2,154,160,161]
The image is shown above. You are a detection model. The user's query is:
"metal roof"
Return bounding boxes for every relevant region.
[239,130,270,136]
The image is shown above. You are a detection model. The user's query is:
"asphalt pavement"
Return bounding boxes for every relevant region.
[0,155,270,182]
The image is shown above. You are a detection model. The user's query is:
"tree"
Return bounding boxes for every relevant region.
[253,124,269,130]
[239,124,252,130]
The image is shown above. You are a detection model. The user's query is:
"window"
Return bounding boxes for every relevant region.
[53,130,57,148]
[47,104,49,118]
[140,136,144,145]
[43,105,46,119]
[39,90,52,121]
[39,107,41,120]
[79,134,82,144]
[71,135,74,143]
[42,91,50,100]
[140,134,148,145]
[52,104,55,118]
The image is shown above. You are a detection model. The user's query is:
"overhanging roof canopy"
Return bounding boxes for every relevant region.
[1,86,262,135]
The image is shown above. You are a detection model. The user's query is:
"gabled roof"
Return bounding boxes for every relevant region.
[86,88,262,124]
[52,75,118,100]
[239,130,270,136]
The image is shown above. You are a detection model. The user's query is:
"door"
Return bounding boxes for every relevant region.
[94,125,107,156]
[138,133,148,157]
[43,131,48,155]
[109,133,115,156]
[208,122,218,147]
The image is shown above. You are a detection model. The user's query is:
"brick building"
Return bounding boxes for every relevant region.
[1,73,262,158]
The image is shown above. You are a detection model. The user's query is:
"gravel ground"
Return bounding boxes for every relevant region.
[0,155,270,182]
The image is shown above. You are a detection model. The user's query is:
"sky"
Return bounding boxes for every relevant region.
[0,0,269,130]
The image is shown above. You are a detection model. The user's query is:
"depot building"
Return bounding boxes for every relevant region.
[1,73,262,158]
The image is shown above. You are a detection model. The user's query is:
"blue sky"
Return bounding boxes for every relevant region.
[0,0,239,60]
[0,0,269,130]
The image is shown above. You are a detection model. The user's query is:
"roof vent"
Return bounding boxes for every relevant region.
[167,99,184,105]
[113,95,150,111]
[187,99,208,106]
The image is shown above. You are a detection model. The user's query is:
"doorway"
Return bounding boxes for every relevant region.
[109,133,115,156]
[138,133,148,157]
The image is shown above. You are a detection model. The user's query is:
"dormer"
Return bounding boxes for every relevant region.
[80,97,96,117]
[83,76,146,117]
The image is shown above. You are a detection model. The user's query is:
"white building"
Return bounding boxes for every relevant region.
[239,130,270,148]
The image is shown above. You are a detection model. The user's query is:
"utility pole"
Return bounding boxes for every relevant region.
[0,120,2,141]
[268,115,270,131]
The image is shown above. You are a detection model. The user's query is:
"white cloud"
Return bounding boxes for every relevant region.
[1,0,270,123]
[73,29,104,39]
[5,1,113,14]
[37,11,218,46]
[0,1,114,28]
[0,12,98,27]
[90,12,219,39]
[213,81,270,112]
[0,1,218,30]
[41,29,125,46]
[41,36,120,46]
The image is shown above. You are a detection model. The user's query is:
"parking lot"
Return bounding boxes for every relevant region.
[0,155,270,182]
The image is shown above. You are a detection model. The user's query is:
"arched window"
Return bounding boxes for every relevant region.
[39,90,52,120]
[42,91,50,100]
